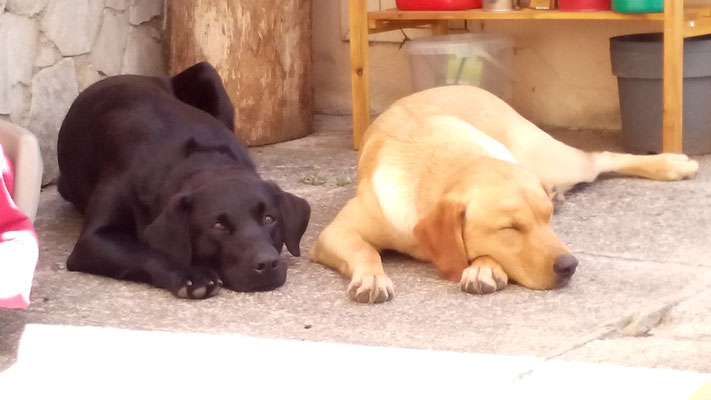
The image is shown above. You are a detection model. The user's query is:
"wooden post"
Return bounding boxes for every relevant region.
[349,0,370,150]
[166,0,313,146]
[431,20,449,36]
[662,0,684,153]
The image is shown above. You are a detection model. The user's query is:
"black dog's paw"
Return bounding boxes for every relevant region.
[170,267,223,299]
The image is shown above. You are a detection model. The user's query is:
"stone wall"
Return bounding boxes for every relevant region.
[0,0,166,184]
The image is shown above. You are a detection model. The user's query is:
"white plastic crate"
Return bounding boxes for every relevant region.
[404,33,514,101]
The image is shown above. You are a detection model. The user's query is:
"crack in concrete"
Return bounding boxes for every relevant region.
[620,303,675,338]
[511,286,705,382]
[512,324,621,382]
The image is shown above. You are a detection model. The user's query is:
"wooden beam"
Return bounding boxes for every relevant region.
[350,4,711,150]
[662,0,684,153]
[350,0,371,150]
[431,20,449,35]
[368,19,439,34]
[684,17,711,38]
[369,9,667,21]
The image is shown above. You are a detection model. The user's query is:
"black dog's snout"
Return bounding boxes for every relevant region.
[254,256,280,273]
[553,253,578,279]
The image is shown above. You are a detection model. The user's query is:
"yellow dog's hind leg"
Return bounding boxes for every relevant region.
[537,149,698,197]
[591,151,698,181]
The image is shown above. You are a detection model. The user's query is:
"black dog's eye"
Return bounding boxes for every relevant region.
[212,221,228,231]
[264,215,275,225]
[213,214,234,233]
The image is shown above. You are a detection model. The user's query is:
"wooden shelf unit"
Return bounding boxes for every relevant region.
[348,0,711,151]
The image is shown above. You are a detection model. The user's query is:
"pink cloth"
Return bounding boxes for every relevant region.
[0,143,38,309]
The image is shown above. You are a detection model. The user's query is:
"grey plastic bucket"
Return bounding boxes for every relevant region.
[610,33,711,155]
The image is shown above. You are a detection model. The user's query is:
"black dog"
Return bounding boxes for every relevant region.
[57,62,311,299]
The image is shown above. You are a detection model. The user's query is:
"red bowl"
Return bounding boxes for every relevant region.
[558,0,611,11]
[396,0,483,10]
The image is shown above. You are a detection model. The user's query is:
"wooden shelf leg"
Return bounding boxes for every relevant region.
[431,20,449,35]
[662,0,684,153]
[349,0,370,150]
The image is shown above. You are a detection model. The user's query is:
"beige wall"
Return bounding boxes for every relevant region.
[312,0,662,130]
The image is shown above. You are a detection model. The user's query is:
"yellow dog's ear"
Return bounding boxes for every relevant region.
[413,197,468,282]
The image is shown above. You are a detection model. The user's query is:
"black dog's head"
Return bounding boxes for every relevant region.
[142,174,310,292]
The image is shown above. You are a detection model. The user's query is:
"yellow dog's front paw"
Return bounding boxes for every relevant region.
[460,261,508,295]
[347,274,394,303]
[659,153,699,180]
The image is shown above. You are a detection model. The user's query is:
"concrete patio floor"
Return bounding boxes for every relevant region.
[1,115,711,398]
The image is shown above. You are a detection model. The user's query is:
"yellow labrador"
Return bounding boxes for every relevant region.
[310,86,698,303]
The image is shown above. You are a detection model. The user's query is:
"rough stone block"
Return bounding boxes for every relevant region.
[34,36,61,68]
[6,0,49,16]
[42,0,105,56]
[106,0,126,11]
[74,55,103,91]
[7,84,30,124]
[91,10,129,76]
[128,0,162,25]
[27,59,79,184]
[0,13,38,114]
[121,25,165,76]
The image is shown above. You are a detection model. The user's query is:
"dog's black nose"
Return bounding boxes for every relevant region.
[553,253,578,279]
[254,257,280,273]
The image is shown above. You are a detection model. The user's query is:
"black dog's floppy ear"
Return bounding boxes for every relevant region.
[170,62,235,132]
[142,194,193,265]
[269,182,311,256]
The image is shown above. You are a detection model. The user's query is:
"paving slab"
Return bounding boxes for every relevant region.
[14,237,711,353]
[1,324,709,400]
[508,357,711,399]
[2,115,710,387]
[558,336,711,372]
[552,169,711,267]
[546,127,711,267]
[650,288,711,340]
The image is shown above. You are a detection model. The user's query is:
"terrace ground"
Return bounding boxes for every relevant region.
[1,115,710,398]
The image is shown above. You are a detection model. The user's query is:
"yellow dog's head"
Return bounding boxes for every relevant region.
[413,158,577,290]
